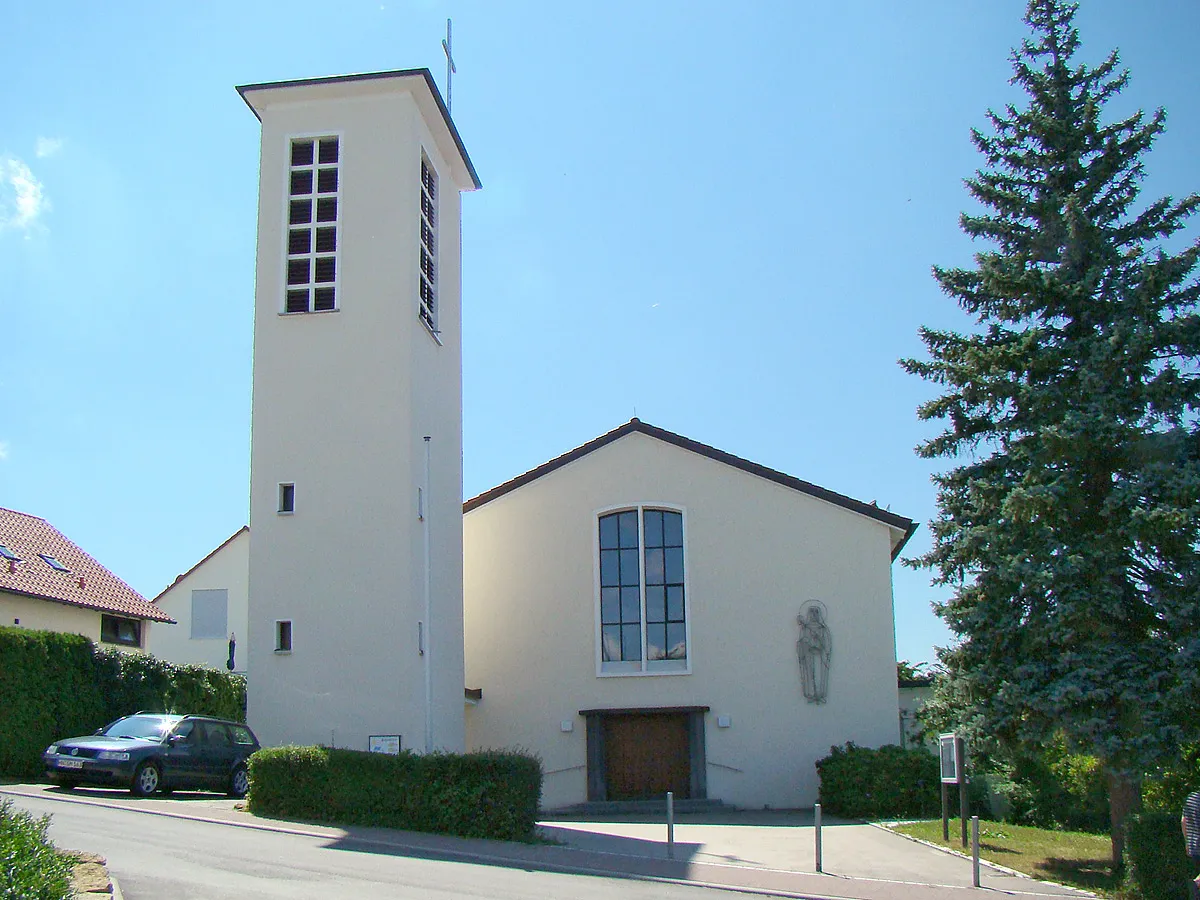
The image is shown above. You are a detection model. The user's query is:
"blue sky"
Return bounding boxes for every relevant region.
[2,1,1196,667]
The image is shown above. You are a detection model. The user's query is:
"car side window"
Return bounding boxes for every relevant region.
[230,725,256,746]
[207,724,232,748]
[172,721,196,743]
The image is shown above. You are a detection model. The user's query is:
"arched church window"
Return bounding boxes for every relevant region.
[598,506,688,674]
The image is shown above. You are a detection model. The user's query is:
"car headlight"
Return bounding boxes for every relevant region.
[97,751,130,761]
[46,745,58,755]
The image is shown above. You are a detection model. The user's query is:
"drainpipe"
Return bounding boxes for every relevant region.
[423,435,433,753]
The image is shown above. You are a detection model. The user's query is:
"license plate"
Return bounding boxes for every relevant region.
[57,759,84,769]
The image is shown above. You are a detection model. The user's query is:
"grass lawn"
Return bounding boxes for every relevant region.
[886,819,1119,895]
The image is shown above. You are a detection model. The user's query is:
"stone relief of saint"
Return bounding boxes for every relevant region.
[797,602,831,704]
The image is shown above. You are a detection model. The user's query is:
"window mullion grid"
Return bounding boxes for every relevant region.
[637,505,648,673]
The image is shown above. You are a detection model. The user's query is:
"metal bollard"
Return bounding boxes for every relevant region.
[971,816,980,887]
[814,802,823,873]
[666,791,675,860]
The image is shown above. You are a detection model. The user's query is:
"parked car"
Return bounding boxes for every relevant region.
[42,713,259,797]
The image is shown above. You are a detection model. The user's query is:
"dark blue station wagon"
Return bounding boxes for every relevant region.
[43,713,259,797]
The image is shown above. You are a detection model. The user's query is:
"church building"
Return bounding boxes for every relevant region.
[145,65,916,809]
[462,419,915,809]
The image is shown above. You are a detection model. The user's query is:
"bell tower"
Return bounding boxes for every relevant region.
[238,70,480,752]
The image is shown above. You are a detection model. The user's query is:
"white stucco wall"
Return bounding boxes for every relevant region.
[146,529,249,672]
[464,431,902,810]
[244,74,468,754]
[1,591,154,651]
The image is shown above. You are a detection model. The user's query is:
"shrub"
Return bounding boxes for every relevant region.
[1143,744,1200,817]
[1124,811,1199,900]
[0,626,246,779]
[816,742,940,819]
[0,799,73,900]
[247,746,543,842]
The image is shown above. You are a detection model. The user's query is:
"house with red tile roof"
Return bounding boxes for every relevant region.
[0,507,174,650]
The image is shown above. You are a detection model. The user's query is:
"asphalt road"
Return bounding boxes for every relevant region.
[8,793,742,900]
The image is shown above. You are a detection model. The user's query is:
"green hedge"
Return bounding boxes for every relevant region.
[1125,811,1199,900]
[816,742,940,819]
[0,626,246,779]
[247,746,543,842]
[0,799,73,900]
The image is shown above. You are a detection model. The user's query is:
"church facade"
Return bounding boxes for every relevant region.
[462,419,915,809]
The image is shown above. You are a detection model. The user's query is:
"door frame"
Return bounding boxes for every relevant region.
[580,705,708,802]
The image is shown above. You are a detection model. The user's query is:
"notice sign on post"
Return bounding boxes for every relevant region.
[369,735,402,755]
[939,733,960,783]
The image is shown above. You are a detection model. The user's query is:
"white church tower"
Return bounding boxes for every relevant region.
[238,70,480,752]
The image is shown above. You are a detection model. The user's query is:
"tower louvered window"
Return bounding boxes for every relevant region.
[285,136,339,313]
[419,156,438,332]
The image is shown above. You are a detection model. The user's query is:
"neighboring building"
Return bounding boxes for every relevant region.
[0,507,173,650]
[462,420,916,810]
[898,674,935,750]
[238,70,480,753]
[147,527,248,673]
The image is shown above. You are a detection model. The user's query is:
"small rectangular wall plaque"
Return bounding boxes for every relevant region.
[369,734,402,755]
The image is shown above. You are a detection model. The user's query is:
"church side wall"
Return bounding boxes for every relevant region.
[464,432,901,810]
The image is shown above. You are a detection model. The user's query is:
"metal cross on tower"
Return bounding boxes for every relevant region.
[442,18,456,114]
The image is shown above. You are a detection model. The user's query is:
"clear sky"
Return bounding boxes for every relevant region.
[2,1,1196,668]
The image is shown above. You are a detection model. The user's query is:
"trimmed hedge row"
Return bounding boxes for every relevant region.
[0,798,74,900]
[816,742,940,819]
[0,626,246,779]
[247,746,543,842]
[1125,811,1200,900]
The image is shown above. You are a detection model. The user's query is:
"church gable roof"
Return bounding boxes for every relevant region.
[464,419,918,558]
[0,507,174,623]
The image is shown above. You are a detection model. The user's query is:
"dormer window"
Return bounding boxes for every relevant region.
[285,136,340,314]
[39,553,69,572]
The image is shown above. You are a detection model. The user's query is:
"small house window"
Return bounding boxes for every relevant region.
[190,589,229,640]
[101,615,142,648]
[275,620,293,653]
[278,483,295,514]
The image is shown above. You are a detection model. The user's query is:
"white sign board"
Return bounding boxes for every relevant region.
[939,733,960,784]
[369,734,401,755]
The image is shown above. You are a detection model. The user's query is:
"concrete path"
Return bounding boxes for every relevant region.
[2,784,1095,900]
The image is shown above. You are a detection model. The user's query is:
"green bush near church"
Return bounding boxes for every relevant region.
[0,626,246,779]
[1124,811,1200,900]
[247,745,543,842]
[816,742,940,819]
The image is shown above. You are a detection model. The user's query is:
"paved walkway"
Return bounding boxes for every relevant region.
[1,785,1094,900]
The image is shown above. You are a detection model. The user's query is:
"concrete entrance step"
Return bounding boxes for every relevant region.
[544,798,735,817]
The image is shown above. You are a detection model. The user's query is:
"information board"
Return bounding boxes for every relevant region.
[939,733,959,783]
[369,734,402,755]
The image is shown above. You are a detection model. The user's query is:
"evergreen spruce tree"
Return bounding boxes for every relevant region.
[902,0,1200,865]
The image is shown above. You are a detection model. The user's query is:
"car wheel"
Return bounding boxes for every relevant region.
[228,765,249,798]
[56,780,77,791]
[130,761,161,797]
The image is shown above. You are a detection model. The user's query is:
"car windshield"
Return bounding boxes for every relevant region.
[102,715,178,741]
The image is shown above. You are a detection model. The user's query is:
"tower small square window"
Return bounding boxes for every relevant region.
[278,483,295,514]
[276,620,293,653]
[284,136,339,313]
